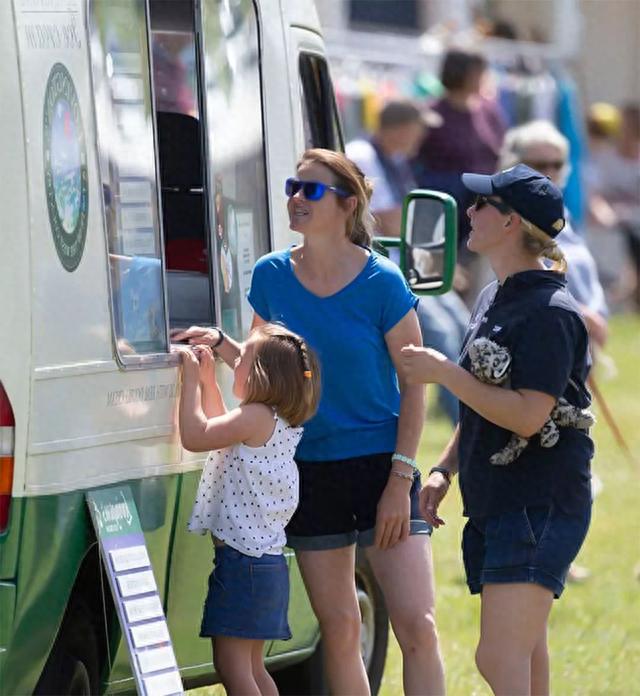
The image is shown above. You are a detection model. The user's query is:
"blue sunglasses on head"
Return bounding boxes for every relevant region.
[285,177,350,201]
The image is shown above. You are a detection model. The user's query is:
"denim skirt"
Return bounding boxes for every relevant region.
[200,545,291,640]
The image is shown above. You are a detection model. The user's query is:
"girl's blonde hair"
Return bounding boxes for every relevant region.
[298,148,376,247]
[520,217,568,273]
[243,323,321,427]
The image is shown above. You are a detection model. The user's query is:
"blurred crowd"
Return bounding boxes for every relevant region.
[345,48,640,426]
[343,50,640,585]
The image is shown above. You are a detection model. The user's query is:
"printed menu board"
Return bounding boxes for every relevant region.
[87,486,183,696]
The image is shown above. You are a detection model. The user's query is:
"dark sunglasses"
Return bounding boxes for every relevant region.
[285,178,350,201]
[473,195,512,215]
[524,160,565,172]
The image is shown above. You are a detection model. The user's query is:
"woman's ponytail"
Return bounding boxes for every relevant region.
[521,218,568,273]
[348,173,375,247]
[541,240,567,273]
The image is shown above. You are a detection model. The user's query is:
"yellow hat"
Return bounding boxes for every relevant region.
[588,102,621,137]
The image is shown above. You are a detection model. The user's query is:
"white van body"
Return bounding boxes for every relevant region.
[3,0,327,497]
[0,2,390,694]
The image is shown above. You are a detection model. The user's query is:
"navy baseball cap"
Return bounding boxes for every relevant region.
[462,164,566,238]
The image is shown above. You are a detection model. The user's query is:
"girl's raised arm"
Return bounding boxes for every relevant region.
[171,325,241,369]
[192,346,226,418]
[181,402,274,452]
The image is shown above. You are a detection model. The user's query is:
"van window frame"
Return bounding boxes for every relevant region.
[86,0,174,370]
[195,0,272,339]
[298,51,344,152]
[88,0,272,364]
[151,6,217,332]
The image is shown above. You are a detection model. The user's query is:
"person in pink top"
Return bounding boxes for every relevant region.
[414,48,507,256]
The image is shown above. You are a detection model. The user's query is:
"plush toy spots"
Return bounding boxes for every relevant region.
[468,337,595,466]
[468,337,511,384]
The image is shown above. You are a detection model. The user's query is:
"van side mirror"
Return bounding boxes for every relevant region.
[400,190,457,295]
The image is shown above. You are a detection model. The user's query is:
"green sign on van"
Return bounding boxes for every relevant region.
[43,62,88,272]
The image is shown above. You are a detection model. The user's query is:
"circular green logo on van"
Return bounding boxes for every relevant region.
[43,63,88,272]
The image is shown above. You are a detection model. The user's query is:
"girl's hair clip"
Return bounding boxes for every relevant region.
[303,370,312,379]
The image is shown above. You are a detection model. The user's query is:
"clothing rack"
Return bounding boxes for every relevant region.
[326,28,587,223]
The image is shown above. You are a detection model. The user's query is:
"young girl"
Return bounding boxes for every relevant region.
[176,323,320,696]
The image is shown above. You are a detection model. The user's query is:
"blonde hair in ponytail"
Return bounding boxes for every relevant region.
[520,218,568,273]
[298,149,376,247]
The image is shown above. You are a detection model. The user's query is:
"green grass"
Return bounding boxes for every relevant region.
[192,315,640,695]
[379,314,640,696]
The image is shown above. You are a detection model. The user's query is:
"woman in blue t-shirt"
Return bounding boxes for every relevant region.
[174,149,445,695]
[400,164,593,696]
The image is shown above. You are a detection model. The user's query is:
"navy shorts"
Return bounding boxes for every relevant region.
[286,452,432,550]
[462,503,592,599]
[200,545,291,640]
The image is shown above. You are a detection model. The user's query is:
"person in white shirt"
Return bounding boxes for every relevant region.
[346,99,427,237]
[498,119,609,348]
[175,323,320,696]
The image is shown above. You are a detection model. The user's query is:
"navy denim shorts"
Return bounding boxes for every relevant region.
[286,452,432,551]
[462,503,591,599]
[200,545,291,640]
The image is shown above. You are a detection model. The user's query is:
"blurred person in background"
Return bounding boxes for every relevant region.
[413,48,506,278]
[499,120,609,350]
[347,100,428,238]
[583,103,632,309]
[586,103,640,312]
[585,102,621,164]
[348,99,470,424]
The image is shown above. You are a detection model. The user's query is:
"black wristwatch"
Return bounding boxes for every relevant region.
[429,466,452,485]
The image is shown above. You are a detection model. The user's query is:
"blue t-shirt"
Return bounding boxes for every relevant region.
[458,271,594,518]
[248,247,418,461]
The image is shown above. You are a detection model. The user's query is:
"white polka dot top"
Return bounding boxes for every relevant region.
[188,412,302,557]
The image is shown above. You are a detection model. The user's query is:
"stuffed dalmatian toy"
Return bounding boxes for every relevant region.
[468,337,595,466]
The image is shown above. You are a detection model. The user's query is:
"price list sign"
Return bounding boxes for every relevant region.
[87,486,183,696]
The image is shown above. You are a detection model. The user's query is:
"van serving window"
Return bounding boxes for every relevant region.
[299,54,343,151]
[199,0,270,340]
[149,1,214,331]
[89,0,168,359]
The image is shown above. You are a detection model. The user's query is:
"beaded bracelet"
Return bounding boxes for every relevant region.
[390,469,414,482]
[392,452,419,470]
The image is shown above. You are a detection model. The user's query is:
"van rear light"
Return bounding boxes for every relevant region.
[0,383,15,532]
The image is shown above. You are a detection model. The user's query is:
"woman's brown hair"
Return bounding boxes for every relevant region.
[298,148,375,247]
[243,323,321,427]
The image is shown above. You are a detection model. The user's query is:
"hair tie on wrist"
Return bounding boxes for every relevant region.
[212,329,225,348]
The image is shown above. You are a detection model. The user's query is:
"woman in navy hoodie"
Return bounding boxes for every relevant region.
[401,165,593,696]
